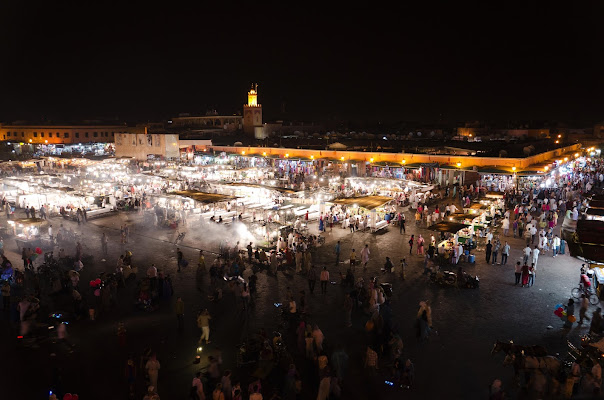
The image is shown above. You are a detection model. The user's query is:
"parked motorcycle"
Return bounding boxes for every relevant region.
[429,270,457,286]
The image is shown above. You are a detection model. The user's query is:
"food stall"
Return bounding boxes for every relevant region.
[331,195,395,232]
[7,218,50,251]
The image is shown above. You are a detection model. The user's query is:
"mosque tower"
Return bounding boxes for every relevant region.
[243,83,264,137]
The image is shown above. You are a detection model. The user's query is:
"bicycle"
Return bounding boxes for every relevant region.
[571,284,600,305]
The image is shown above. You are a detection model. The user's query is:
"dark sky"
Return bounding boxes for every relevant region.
[1,2,603,125]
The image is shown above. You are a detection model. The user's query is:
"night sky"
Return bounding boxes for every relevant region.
[1,2,603,125]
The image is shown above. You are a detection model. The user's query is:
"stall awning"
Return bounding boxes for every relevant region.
[428,221,467,233]
[469,202,488,210]
[171,190,238,204]
[478,167,513,175]
[225,182,300,195]
[332,195,393,210]
[10,217,47,225]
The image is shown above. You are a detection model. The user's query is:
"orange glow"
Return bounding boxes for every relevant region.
[29,139,32,143]
[370,158,374,163]
[341,157,345,161]
[241,151,245,155]
[456,162,461,167]
[285,153,289,157]
[402,160,406,164]
[512,166,516,171]
[310,155,314,159]
[262,152,266,156]
[544,166,549,171]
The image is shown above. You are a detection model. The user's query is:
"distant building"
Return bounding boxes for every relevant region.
[114,129,181,160]
[169,114,242,132]
[243,84,264,138]
[457,127,549,139]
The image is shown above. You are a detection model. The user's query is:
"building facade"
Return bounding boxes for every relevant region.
[0,124,142,144]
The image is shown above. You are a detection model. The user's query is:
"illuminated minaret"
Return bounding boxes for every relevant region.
[243,83,263,136]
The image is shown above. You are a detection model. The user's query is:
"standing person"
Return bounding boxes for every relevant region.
[514,262,522,286]
[502,218,510,237]
[553,235,561,257]
[579,294,591,325]
[417,235,425,256]
[247,242,253,264]
[145,354,161,392]
[320,267,329,294]
[521,263,530,287]
[408,235,414,255]
[101,233,108,256]
[197,309,211,344]
[175,296,184,332]
[335,241,341,266]
[564,299,576,329]
[528,263,535,287]
[485,240,492,264]
[361,244,370,270]
[492,238,500,265]
[532,246,540,269]
[501,241,510,265]
[125,355,137,398]
[307,265,317,294]
[399,212,406,234]
[343,292,353,328]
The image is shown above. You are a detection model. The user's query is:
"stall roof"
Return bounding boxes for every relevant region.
[332,195,393,210]
[485,191,504,199]
[586,208,604,216]
[171,190,239,204]
[10,217,47,225]
[225,182,300,195]
[428,221,467,233]
[448,212,475,221]
[469,202,488,209]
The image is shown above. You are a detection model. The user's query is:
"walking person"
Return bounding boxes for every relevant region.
[501,241,510,265]
[579,294,591,325]
[335,241,341,266]
[399,213,406,234]
[101,232,108,256]
[361,244,370,270]
[175,296,184,333]
[523,245,532,265]
[197,309,211,344]
[349,248,357,271]
[145,353,161,392]
[320,266,330,294]
[343,293,353,328]
[1,280,10,311]
[408,235,414,255]
[307,265,317,294]
[532,246,540,269]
